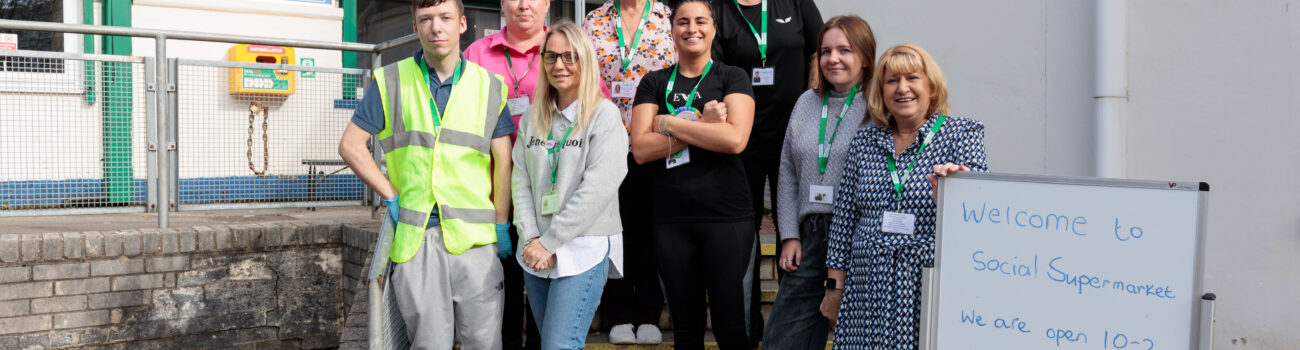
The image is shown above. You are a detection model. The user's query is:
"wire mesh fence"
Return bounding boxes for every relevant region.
[174,59,367,209]
[0,50,148,214]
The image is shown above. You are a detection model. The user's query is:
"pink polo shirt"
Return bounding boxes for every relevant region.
[465,27,612,141]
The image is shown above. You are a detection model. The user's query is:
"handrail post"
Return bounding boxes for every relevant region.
[155,34,170,228]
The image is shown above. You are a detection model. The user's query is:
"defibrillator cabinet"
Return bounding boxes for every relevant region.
[227,44,297,96]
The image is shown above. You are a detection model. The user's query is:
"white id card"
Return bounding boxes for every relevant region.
[880,211,916,235]
[809,185,834,204]
[612,81,636,98]
[540,190,561,215]
[506,97,531,116]
[752,67,775,86]
[666,148,690,169]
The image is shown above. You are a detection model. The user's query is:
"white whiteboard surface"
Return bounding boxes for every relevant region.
[933,172,1208,350]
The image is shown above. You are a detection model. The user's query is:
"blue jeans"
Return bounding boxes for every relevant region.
[762,214,831,350]
[523,257,610,350]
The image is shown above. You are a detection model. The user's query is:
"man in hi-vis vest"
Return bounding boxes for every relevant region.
[339,0,516,347]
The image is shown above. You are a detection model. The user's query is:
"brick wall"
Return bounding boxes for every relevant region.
[0,220,375,349]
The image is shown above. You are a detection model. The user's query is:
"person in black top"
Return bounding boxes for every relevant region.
[712,0,823,342]
[629,0,756,348]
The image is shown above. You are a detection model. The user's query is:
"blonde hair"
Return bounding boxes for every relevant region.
[866,43,950,129]
[528,20,606,137]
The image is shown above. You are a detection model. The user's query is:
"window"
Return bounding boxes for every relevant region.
[0,0,71,73]
[0,0,83,93]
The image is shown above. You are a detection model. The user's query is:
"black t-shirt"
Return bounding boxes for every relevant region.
[633,62,755,224]
[714,0,823,158]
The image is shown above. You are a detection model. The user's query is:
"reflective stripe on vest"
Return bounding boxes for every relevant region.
[375,57,507,262]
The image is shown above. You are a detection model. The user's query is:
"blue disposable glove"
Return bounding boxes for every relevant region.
[495,223,512,259]
[384,195,400,224]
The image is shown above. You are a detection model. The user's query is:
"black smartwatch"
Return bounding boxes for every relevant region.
[824,278,841,290]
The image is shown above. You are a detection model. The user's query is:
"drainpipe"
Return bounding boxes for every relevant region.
[1094,0,1127,178]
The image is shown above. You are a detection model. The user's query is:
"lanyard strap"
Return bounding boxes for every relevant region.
[884,115,948,201]
[417,55,465,129]
[817,84,861,174]
[615,0,653,72]
[664,61,714,113]
[503,47,538,95]
[732,0,767,64]
[547,122,576,183]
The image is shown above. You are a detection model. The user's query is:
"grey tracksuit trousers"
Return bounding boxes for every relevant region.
[392,225,505,350]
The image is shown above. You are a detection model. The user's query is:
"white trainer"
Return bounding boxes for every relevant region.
[609,323,636,345]
[635,324,663,345]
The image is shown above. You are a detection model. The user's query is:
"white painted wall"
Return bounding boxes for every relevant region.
[820,0,1300,348]
[131,0,344,66]
[130,0,356,179]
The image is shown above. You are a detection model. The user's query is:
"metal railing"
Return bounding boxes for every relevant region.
[0,19,418,227]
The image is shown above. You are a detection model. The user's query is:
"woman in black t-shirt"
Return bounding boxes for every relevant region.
[629,0,756,348]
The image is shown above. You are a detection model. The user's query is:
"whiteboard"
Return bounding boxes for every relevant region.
[931,172,1208,350]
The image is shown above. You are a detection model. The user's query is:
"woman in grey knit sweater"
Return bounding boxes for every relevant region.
[763,15,877,350]
[510,21,629,349]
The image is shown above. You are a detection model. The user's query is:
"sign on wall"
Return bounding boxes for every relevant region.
[0,33,17,51]
[299,58,316,78]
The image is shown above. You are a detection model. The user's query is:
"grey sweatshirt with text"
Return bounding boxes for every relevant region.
[511,99,629,251]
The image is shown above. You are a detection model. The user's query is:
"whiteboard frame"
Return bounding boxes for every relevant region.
[928,171,1210,349]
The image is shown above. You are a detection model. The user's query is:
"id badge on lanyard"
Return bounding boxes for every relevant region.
[880,115,948,235]
[735,0,772,86]
[612,81,636,99]
[663,62,713,169]
[507,97,530,116]
[752,67,774,86]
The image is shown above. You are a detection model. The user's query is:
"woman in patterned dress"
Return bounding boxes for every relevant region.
[820,43,988,349]
[582,0,676,344]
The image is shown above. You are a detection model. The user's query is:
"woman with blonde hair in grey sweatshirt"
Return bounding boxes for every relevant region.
[510,20,629,349]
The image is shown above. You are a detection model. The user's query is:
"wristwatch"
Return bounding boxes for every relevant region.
[824,278,841,290]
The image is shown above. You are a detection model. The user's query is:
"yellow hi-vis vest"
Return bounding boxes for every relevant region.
[375,57,507,262]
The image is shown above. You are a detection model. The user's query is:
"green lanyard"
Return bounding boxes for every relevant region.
[503,47,537,95]
[615,0,653,72]
[732,0,767,65]
[416,55,465,130]
[884,115,948,201]
[817,84,860,174]
[664,60,713,113]
[547,122,576,183]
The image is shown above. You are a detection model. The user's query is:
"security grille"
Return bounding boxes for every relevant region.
[0,50,147,215]
[173,59,367,209]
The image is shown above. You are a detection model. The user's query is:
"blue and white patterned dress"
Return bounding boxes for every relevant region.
[825,114,988,349]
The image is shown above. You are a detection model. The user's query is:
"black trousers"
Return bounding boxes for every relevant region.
[741,155,778,344]
[501,225,541,350]
[601,156,665,328]
[653,220,756,350]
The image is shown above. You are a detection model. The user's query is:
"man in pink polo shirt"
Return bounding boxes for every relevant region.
[465,0,548,146]
[466,0,610,145]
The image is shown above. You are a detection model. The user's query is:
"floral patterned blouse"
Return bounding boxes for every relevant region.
[583,0,676,127]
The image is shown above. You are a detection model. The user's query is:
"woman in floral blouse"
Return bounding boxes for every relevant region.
[582,0,676,345]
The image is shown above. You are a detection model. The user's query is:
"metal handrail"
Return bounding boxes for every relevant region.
[0,19,380,52]
[373,35,419,53]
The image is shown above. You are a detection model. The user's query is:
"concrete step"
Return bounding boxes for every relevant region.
[585,280,779,331]
[583,330,833,350]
